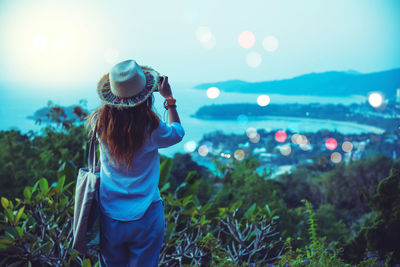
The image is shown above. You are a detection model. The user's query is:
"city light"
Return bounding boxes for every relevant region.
[300,142,312,151]
[331,152,342,163]
[234,149,245,160]
[184,141,197,153]
[368,92,383,108]
[249,133,260,143]
[279,145,292,156]
[275,130,287,143]
[246,52,262,68]
[220,153,231,159]
[291,134,308,145]
[342,141,353,152]
[257,95,270,106]
[198,145,209,157]
[325,138,338,150]
[206,87,220,99]
[238,31,256,48]
[262,35,279,52]
[246,127,257,139]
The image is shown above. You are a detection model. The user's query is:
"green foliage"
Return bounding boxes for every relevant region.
[0,126,86,200]
[278,200,350,266]
[0,161,97,266]
[316,155,392,225]
[343,167,400,265]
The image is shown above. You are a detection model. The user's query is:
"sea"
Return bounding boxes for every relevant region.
[0,81,382,159]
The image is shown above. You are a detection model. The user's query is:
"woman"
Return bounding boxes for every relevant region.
[86,59,184,266]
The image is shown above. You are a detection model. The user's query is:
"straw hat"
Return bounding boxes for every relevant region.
[97,59,160,107]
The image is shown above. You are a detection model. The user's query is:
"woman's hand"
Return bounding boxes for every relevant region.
[158,76,173,99]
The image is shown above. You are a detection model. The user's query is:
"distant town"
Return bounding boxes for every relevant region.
[190,89,400,177]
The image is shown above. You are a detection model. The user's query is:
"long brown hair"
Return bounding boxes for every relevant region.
[86,78,160,172]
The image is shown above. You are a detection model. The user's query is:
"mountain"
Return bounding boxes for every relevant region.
[195,68,400,98]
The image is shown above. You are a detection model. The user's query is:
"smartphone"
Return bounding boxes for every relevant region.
[155,76,164,92]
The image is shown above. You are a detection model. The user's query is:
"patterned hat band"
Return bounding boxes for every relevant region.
[97,60,160,107]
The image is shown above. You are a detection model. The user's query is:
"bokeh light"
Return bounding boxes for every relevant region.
[300,142,312,151]
[33,34,48,51]
[246,51,262,68]
[291,134,308,145]
[257,94,270,106]
[198,145,209,157]
[368,92,383,108]
[342,141,353,152]
[238,31,256,48]
[331,152,342,163]
[184,141,197,153]
[234,149,245,160]
[280,145,292,156]
[206,87,220,99]
[262,35,279,52]
[291,133,300,144]
[237,114,249,125]
[249,133,260,143]
[325,138,338,150]
[196,26,212,43]
[220,152,231,159]
[246,127,258,139]
[104,48,119,64]
[202,35,216,49]
[275,130,287,143]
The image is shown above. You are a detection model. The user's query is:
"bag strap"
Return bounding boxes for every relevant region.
[88,136,97,173]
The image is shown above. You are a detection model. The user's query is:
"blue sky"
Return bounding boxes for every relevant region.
[0,0,399,85]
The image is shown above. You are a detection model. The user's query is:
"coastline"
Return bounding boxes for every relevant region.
[191,115,386,134]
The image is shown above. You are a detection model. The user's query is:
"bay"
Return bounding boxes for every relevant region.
[0,81,381,158]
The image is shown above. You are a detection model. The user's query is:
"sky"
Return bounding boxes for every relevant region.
[0,0,399,85]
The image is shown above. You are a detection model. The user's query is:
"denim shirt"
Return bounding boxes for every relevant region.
[99,121,184,221]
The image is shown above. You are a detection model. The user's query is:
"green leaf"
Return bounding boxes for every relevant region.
[58,175,66,193]
[14,226,23,239]
[231,200,243,210]
[244,203,257,219]
[1,197,9,209]
[159,158,173,186]
[160,182,170,193]
[82,258,92,267]
[15,206,25,224]
[183,195,193,207]
[4,209,15,224]
[32,179,41,193]
[23,187,32,200]
[265,204,271,216]
[39,178,49,193]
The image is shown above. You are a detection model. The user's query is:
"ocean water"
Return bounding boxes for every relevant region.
[0,81,379,158]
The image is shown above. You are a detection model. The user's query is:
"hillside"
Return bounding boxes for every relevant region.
[195,68,400,98]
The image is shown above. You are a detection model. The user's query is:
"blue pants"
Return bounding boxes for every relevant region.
[99,200,165,267]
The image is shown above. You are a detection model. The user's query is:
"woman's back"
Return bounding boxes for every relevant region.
[99,121,184,221]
